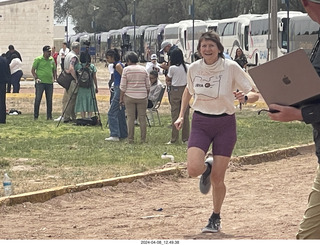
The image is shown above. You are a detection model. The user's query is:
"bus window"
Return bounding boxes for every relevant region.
[244,26,249,51]
[280,18,288,50]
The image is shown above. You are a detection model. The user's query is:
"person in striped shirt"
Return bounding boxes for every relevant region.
[120,52,150,144]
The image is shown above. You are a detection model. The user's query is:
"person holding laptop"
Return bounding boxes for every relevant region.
[268,0,320,239]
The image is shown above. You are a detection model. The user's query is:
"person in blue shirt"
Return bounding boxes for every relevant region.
[105,49,128,142]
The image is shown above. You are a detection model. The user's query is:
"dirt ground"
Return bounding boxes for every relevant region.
[2,72,314,240]
[0,151,318,240]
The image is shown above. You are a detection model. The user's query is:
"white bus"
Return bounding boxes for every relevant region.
[289,14,320,57]
[143,24,166,62]
[178,20,208,63]
[205,19,219,32]
[247,11,305,65]
[216,14,261,60]
[164,20,207,63]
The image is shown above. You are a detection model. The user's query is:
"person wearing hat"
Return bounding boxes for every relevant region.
[160,40,178,75]
[145,53,163,75]
[267,0,320,239]
[31,45,57,120]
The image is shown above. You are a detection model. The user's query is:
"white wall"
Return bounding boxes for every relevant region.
[0,0,54,78]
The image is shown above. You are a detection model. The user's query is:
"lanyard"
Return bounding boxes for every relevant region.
[310,28,320,63]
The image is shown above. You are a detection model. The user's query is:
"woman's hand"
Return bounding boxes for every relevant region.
[174,117,184,130]
[233,90,246,104]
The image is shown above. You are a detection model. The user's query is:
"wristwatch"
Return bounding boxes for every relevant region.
[244,95,248,104]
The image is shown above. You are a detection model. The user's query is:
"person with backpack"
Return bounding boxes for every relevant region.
[75,52,98,119]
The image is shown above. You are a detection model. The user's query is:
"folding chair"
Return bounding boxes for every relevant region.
[146,84,166,127]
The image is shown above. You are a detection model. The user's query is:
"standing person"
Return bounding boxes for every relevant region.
[174,31,259,233]
[5,45,22,62]
[166,48,190,144]
[0,54,10,123]
[105,49,128,142]
[120,51,150,144]
[159,40,178,75]
[51,46,59,67]
[59,42,70,71]
[234,48,248,69]
[9,54,23,93]
[31,45,57,120]
[5,45,22,93]
[145,54,163,74]
[267,0,320,239]
[61,41,80,123]
[108,63,115,104]
[75,52,98,119]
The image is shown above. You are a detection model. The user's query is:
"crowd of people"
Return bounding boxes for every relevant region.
[1,0,320,237]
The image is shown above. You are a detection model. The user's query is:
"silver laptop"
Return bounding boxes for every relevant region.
[248,49,320,107]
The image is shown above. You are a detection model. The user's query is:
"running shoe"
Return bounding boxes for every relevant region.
[199,157,213,194]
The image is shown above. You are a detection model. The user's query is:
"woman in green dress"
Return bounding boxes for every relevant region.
[75,52,98,119]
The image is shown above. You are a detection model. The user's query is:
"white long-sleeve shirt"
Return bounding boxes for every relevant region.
[9,58,22,74]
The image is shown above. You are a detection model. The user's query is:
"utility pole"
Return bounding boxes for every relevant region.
[65,16,69,44]
[285,0,290,53]
[189,0,195,62]
[270,0,278,61]
[92,5,99,63]
[133,0,136,52]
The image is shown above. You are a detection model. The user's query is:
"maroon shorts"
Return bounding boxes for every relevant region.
[188,111,237,157]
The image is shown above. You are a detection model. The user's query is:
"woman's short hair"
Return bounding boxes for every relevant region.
[149,70,158,78]
[197,31,225,59]
[125,51,139,63]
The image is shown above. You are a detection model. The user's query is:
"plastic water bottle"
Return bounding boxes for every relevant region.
[3,173,12,196]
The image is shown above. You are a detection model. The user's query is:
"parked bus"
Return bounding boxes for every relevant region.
[216,14,261,60]
[205,19,219,32]
[248,11,304,65]
[126,27,139,53]
[163,20,207,63]
[289,14,320,57]
[69,11,320,66]
[134,25,156,62]
[177,20,208,63]
[143,24,166,62]
[108,26,134,60]
[99,31,110,61]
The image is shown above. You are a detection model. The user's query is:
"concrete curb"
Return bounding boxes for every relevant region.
[0,143,315,207]
[0,167,184,207]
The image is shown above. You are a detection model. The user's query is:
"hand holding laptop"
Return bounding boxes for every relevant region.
[265,104,303,122]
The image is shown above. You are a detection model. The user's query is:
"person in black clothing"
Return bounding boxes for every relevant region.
[234,48,248,69]
[5,45,22,93]
[268,0,320,239]
[0,55,11,123]
[159,40,178,75]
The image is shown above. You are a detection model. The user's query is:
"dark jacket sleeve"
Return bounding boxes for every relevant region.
[301,104,320,124]
[0,57,10,84]
[302,44,320,124]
